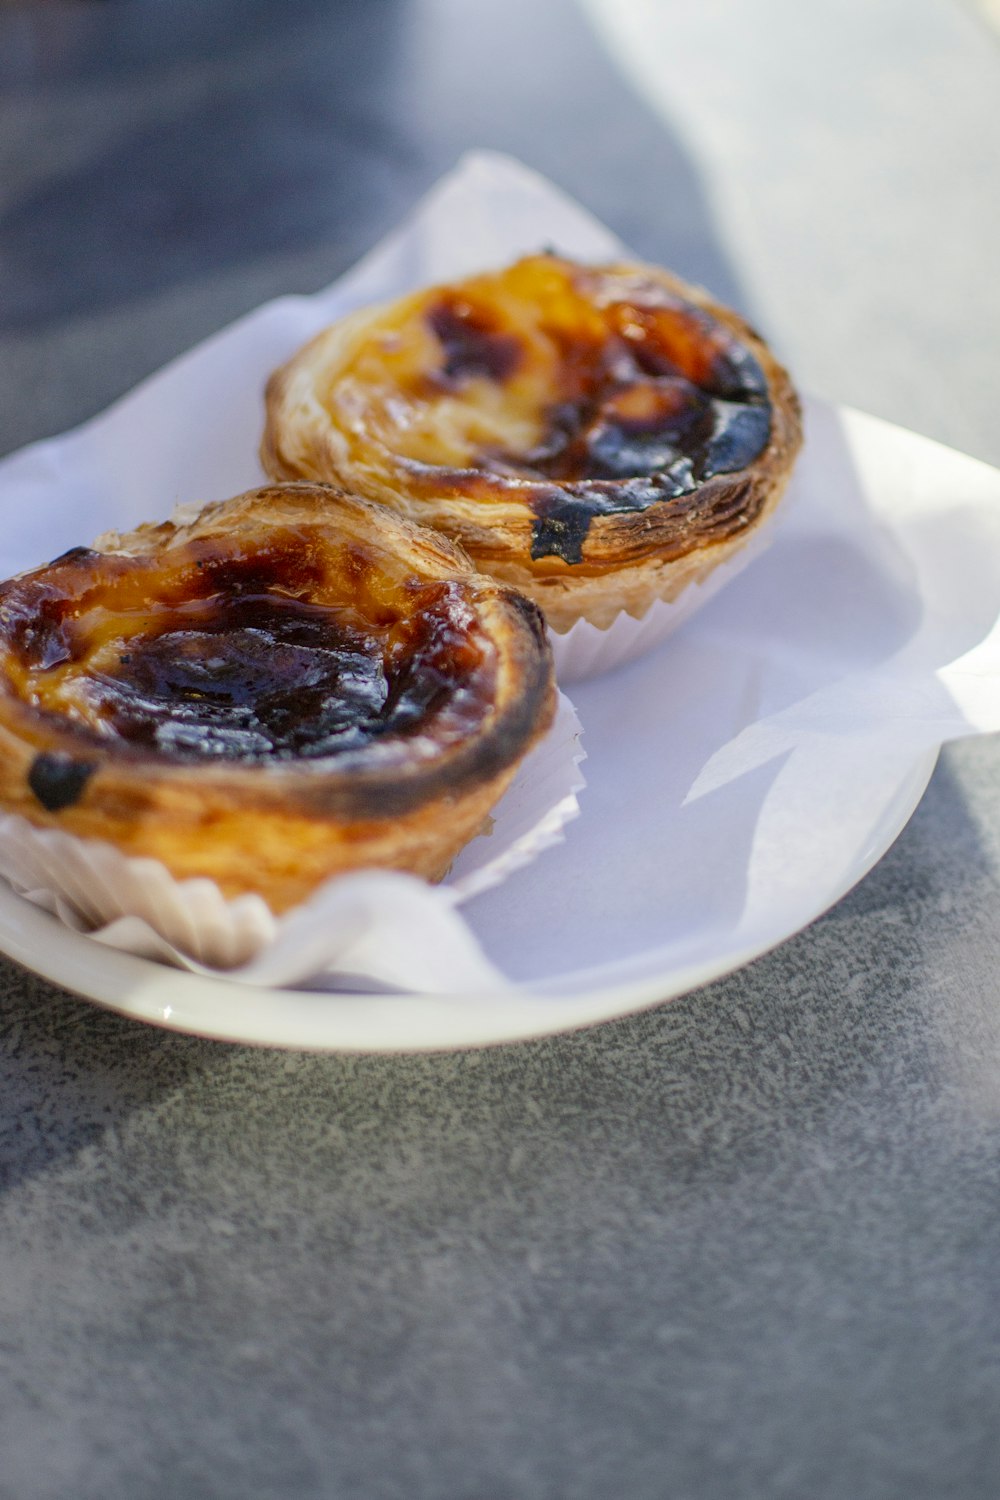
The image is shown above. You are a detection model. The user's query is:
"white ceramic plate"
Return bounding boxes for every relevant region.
[0,745,937,1050]
[2,156,998,1050]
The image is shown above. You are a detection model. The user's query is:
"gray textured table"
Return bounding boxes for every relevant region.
[1,2,999,1496]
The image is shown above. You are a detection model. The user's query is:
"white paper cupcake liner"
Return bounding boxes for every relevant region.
[0,692,584,991]
[547,514,783,683]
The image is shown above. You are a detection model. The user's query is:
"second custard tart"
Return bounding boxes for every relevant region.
[0,483,554,913]
[262,254,803,631]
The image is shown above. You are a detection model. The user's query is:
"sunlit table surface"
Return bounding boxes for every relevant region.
[1,3,998,1496]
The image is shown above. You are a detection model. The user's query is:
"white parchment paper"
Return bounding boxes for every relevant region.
[472,392,1000,995]
[1,152,1000,1010]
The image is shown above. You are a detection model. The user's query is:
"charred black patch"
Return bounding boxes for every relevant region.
[48,546,100,568]
[186,537,327,601]
[528,466,701,563]
[82,585,487,766]
[707,341,769,402]
[90,595,383,762]
[427,296,522,385]
[583,379,715,481]
[3,595,76,671]
[28,752,97,811]
[530,493,596,565]
[509,313,770,503]
[702,402,772,476]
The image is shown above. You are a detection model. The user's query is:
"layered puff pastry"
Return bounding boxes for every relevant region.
[262,253,803,631]
[0,483,555,912]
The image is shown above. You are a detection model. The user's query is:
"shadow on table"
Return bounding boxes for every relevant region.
[0,967,217,1192]
[0,0,748,335]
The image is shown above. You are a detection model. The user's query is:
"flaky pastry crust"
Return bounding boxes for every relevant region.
[0,483,555,912]
[262,255,803,631]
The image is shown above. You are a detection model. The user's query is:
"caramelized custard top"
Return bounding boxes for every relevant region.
[322,255,773,562]
[0,529,494,767]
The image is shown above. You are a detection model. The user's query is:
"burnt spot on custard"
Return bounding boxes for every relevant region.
[27,752,96,811]
[402,260,776,565]
[0,530,496,770]
[514,289,771,562]
[93,597,392,762]
[426,294,522,387]
[88,589,485,764]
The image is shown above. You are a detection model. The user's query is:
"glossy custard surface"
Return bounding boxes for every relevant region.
[322,255,772,561]
[0,533,493,766]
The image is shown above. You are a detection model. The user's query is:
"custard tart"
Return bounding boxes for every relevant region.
[262,254,803,631]
[0,483,555,913]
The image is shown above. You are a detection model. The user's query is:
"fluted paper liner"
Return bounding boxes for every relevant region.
[546,510,788,682]
[0,693,584,990]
